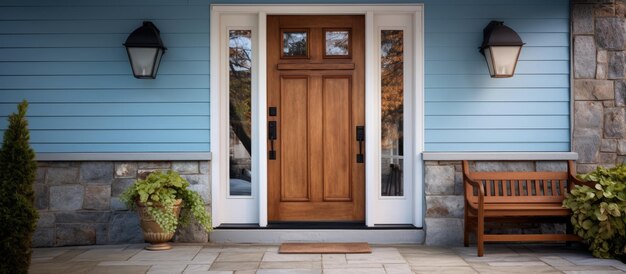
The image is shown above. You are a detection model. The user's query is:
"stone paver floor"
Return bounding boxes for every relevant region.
[30,243,626,274]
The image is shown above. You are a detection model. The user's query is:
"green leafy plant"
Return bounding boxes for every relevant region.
[563,165,626,261]
[0,101,39,274]
[121,170,212,234]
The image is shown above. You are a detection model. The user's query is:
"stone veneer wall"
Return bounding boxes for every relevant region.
[424,160,568,246]
[32,161,211,247]
[572,0,626,172]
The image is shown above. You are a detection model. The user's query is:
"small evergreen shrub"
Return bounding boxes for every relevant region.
[563,164,626,261]
[0,101,39,274]
[121,170,212,234]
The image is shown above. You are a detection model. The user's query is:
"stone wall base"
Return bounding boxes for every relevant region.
[33,160,211,247]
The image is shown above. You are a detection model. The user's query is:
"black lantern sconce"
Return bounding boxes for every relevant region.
[124,21,167,79]
[479,21,524,78]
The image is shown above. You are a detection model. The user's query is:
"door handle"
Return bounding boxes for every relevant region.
[268,121,277,160]
[356,126,365,163]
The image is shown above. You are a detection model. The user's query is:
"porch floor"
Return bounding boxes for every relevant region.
[30,243,626,274]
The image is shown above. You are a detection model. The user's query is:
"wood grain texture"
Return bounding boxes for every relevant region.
[462,160,588,257]
[267,15,365,222]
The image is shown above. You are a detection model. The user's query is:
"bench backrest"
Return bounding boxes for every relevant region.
[462,160,575,204]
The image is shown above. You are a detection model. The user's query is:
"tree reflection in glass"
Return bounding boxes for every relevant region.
[283,31,307,57]
[380,30,404,197]
[229,30,252,196]
[325,30,349,56]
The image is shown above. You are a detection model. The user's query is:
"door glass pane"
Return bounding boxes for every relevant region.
[325,30,350,56]
[380,30,404,197]
[229,30,252,196]
[282,31,308,57]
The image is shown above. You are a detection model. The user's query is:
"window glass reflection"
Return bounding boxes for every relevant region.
[283,31,308,57]
[325,30,350,56]
[380,30,404,197]
[229,30,252,196]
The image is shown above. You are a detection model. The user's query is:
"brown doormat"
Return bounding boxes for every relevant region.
[279,242,372,254]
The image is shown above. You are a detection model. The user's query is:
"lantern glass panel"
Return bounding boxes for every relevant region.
[488,46,521,77]
[127,47,159,78]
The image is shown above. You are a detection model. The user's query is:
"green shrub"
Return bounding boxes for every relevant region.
[563,164,626,261]
[0,101,39,274]
[121,170,212,234]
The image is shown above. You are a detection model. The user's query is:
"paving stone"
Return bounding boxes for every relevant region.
[147,264,187,274]
[262,252,321,262]
[49,185,84,211]
[323,269,385,274]
[470,265,559,274]
[131,246,202,261]
[346,250,405,264]
[574,79,614,100]
[173,161,200,174]
[604,108,626,138]
[411,266,477,274]
[216,252,264,262]
[404,254,468,266]
[424,165,455,195]
[115,162,138,178]
[425,195,464,218]
[261,261,322,269]
[424,218,463,246]
[574,35,596,79]
[257,269,321,274]
[539,256,575,267]
[83,185,111,210]
[573,4,594,34]
[183,264,211,272]
[55,211,110,223]
[80,162,114,184]
[596,17,626,50]
[45,167,78,185]
[609,51,626,79]
[55,224,96,246]
[108,212,143,244]
[71,247,139,261]
[209,262,260,271]
[192,249,219,263]
[89,265,151,274]
[29,261,98,274]
[383,263,412,274]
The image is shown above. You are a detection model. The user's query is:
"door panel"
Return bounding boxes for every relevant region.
[322,76,352,202]
[268,15,365,222]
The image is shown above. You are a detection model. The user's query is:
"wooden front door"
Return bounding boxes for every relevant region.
[267,15,365,222]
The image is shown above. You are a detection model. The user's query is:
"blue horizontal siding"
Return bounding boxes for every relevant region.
[0,0,570,153]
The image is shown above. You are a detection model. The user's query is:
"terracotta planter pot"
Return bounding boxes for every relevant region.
[136,199,183,251]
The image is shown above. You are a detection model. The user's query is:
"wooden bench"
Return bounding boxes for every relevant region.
[462,160,594,256]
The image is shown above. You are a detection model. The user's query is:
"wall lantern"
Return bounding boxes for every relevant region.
[479,21,524,78]
[123,21,167,79]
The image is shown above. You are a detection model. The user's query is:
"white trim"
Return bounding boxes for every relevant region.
[422,152,579,161]
[35,152,211,161]
[413,8,425,228]
[210,4,425,228]
[364,10,376,228]
[210,8,221,227]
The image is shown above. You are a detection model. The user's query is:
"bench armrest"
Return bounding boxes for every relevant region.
[567,160,596,189]
[462,160,484,209]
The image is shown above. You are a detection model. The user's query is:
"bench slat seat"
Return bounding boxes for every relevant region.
[462,160,592,257]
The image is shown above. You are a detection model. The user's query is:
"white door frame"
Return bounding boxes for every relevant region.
[210,4,424,228]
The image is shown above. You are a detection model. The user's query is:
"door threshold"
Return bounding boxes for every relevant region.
[217,223,419,230]
[211,227,424,244]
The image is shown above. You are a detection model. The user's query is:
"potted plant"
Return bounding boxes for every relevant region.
[121,170,212,250]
